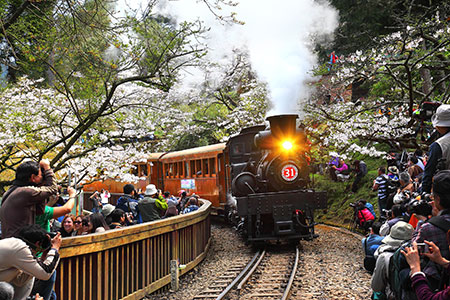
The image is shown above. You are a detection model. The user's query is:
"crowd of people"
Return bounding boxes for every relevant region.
[0,157,201,300]
[356,104,450,299]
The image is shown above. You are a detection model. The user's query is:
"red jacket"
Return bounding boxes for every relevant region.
[358,208,375,225]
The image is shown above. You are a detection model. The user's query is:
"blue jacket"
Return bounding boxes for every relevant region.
[365,203,376,219]
[116,194,139,213]
[362,234,384,256]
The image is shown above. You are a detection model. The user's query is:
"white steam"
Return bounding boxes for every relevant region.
[157,0,339,116]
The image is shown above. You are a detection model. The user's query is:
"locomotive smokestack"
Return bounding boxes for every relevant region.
[267,114,298,139]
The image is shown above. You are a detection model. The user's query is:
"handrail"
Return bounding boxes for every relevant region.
[55,200,212,300]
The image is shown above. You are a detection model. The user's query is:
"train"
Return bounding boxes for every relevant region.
[83,114,327,243]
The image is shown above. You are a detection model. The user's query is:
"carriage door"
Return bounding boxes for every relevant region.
[217,153,227,208]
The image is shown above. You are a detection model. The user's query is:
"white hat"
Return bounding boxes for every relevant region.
[101,204,115,217]
[144,184,158,196]
[382,221,414,248]
[432,104,450,127]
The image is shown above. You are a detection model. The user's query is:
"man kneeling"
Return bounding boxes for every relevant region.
[0,225,61,300]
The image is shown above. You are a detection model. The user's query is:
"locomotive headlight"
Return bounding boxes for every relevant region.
[282,140,293,151]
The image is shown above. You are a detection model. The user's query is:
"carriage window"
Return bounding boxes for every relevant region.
[164,163,169,177]
[196,160,202,176]
[132,164,138,176]
[174,163,178,177]
[190,161,195,177]
[185,161,189,178]
[218,156,222,172]
[203,159,209,175]
[209,158,216,175]
[139,164,147,177]
[232,143,245,155]
[169,163,174,177]
[178,162,183,177]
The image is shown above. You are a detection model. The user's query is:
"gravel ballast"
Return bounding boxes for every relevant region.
[144,223,372,300]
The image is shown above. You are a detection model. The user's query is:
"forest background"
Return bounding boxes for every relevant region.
[0,0,448,227]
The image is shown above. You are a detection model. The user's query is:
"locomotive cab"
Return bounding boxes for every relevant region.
[227,114,327,243]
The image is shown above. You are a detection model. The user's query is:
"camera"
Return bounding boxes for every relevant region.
[409,200,432,217]
[421,193,432,202]
[47,231,58,238]
[417,243,429,254]
[381,209,392,219]
[40,167,46,179]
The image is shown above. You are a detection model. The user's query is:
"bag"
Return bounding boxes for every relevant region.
[388,244,417,300]
[364,256,376,273]
[388,216,450,299]
[363,238,376,273]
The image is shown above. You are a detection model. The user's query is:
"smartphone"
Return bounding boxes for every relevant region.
[417,243,429,254]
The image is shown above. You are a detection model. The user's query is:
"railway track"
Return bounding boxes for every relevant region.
[193,247,299,300]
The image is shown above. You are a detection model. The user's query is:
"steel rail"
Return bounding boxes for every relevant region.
[281,247,300,300]
[215,250,262,300]
[237,249,266,290]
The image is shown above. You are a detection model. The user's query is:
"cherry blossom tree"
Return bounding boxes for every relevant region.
[305,4,450,162]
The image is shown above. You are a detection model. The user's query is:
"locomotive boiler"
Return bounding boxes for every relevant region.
[227,114,327,243]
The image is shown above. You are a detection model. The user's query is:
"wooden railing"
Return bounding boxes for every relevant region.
[55,200,211,300]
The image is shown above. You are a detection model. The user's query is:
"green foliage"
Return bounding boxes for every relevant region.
[314,155,385,228]
[329,0,398,54]
[3,0,56,80]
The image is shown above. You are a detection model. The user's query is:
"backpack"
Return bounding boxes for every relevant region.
[388,216,450,299]
[363,237,376,273]
[388,244,417,300]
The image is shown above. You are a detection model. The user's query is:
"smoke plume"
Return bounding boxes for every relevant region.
[157,0,339,116]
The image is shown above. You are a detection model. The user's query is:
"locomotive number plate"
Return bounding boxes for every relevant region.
[281,164,298,181]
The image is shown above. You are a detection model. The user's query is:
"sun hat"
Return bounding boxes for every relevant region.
[101,204,115,218]
[382,221,414,247]
[145,184,158,196]
[388,166,399,174]
[432,104,450,127]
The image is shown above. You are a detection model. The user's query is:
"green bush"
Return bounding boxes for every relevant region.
[313,156,385,228]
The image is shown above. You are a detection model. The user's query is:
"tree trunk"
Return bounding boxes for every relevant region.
[419,41,433,96]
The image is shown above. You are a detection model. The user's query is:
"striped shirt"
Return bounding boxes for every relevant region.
[375,174,389,200]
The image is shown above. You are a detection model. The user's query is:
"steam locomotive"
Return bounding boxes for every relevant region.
[226,114,327,242]
[83,114,327,243]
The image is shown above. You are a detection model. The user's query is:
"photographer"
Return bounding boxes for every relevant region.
[138,184,167,223]
[422,104,450,194]
[408,198,433,230]
[379,204,407,236]
[116,184,140,224]
[412,170,450,290]
[351,160,367,192]
[36,187,76,233]
[0,159,58,239]
[89,191,102,214]
[392,172,415,205]
[33,187,76,300]
[0,225,61,300]
[402,241,450,300]
[351,201,374,231]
